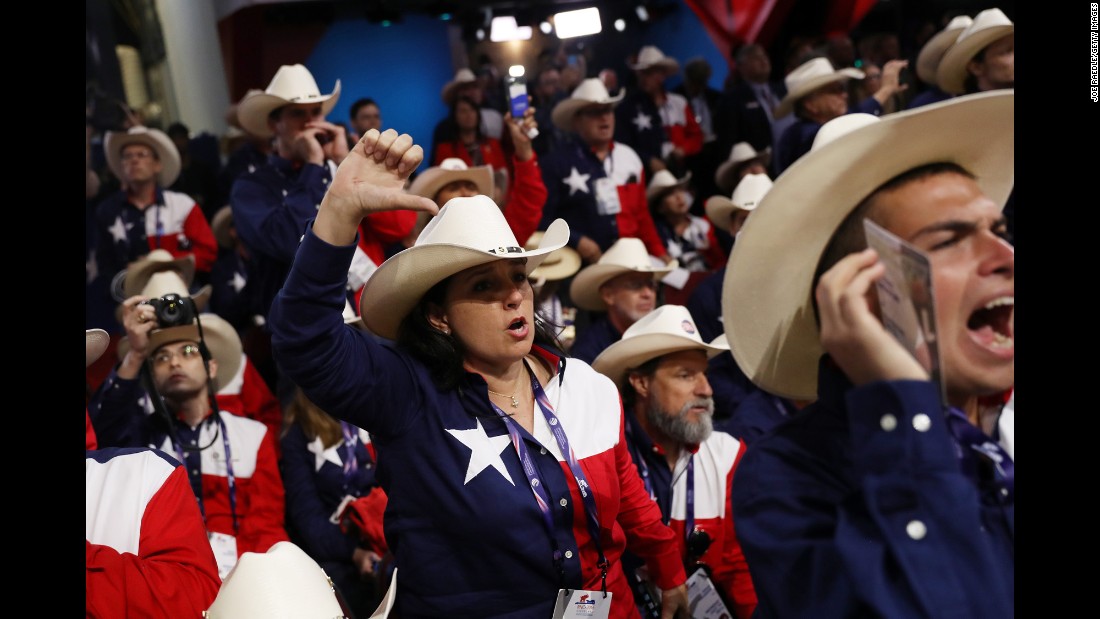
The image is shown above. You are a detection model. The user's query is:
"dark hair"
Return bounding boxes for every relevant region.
[350,97,379,119]
[620,357,661,409]
[396,271,563,390]
[450,95,483,135]
[810,161,975,325]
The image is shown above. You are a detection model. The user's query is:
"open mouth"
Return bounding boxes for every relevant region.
[508,317,528,332]
[966,296,1014,349]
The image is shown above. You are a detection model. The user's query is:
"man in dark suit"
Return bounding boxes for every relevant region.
[674,57,725,209]
[715,43,786,177]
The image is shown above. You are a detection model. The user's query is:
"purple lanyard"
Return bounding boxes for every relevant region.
[683,454,696,544]
[152,202,164,247]
[945,407,1014,502]
[171,413,239,533]
[341,421,360,479]
[489,369,610,593]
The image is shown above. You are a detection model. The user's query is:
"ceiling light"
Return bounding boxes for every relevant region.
[554,7,601,39]
[636,5,650,22]
[614,19,626,32]
[539,21,553,35]
[509,65,525,78]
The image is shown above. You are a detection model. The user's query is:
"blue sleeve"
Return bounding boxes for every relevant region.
[280,423,359,562]
[267,227,424,440]
[538,154,581,248]
[87,369,152,449]
[230,165,332,263]
[853,97,884,116]
[733,379,1013,618]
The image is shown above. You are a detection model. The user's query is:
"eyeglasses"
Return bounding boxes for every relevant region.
[152,344,202,366]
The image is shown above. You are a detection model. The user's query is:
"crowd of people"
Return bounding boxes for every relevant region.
[86,8,1013,617]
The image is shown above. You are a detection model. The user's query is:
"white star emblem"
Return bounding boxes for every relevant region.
[562,167,591,196]
[307,436,344,471]
[230,270,247,293]
[86,250,98,285]
[632,111,653,131]
[108,216,128,244]
[446,419,514,485]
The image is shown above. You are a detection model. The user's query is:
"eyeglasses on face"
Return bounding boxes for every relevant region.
[152,344,202,366]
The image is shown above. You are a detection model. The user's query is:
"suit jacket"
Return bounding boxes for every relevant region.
[715,79,786,156]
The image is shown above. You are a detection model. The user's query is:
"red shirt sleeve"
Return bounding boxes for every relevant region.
[502,154,548,244]
[181,205,218,272]
[235,431,290,555]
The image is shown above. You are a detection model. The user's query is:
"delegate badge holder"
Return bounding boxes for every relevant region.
[551,589,612,619]
[685,567,732,619]
[863,219,947,406]
[594,178,622,216]
[208,531,239,580]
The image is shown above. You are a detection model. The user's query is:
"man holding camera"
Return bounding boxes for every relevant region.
[88,286,288,580]
[592,305,758,619]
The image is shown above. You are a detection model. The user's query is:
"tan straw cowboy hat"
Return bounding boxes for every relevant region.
[551,78,626,132]
[237,64,342,138]
[721,90,1014,400]
[569,237,676,312]
[407,158,494,202]
[773,57,864,119]
[203,542,345,619]
[714,142,771,193]
[937,8,1014,95]
[704,173,773,233]
[105,126,181,187]
[915,15,974,86]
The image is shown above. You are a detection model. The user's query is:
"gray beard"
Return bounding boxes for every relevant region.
[645,397,714,445]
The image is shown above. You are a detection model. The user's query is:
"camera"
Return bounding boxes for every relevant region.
[142,293,196,328]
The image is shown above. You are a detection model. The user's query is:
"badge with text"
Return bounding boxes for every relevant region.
[594,178,623,216]
[863,219,945,405]
[551,589,612,619]
[208,531,239,580]
[686,567,733,619]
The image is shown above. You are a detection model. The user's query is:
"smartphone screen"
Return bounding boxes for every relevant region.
[507,76,528,119]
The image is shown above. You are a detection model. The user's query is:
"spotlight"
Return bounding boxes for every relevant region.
[636,5,650,22]
[476,28,485,41]
[509,65,525,78]
[554,7,601,39]
[614,19,626,32]
[490,16,533,42]
[539,21,553,35]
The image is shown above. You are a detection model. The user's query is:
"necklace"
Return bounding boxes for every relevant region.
[486,387,519,408]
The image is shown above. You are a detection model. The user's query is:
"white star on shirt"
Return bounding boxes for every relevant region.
[562,167,591,196]
[108,216,128,244]
[632,110,653,131]
[446,419,514,486]
[230,270,247,293]
[307,436,344,471]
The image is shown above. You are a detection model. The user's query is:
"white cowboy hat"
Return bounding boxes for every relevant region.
[359,195,570,340]
[714,142,771,193]
[203,541,345,619]
[86,329,109,368]
[722,90,1014,400]
[211,206,234,250]
[628,45,680,74]
[937,8,1014,95]
[407,158,493,202]
[526,231,582,283]
[704,173,773,233]
[237,64,342,139]
[569,237,676,312]
[773,57,864,119]
[105,126,182,187]
[119,312,243,390]
[646,170,692,207]
[592,305,728,388]
[915,15,975,86]
[551,78,626,132]
[122,250,211,309]
[441,68,478,105]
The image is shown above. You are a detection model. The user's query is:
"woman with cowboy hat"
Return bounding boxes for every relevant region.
[268,128,690,618]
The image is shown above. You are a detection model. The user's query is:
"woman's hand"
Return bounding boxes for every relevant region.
[312,128,439,246]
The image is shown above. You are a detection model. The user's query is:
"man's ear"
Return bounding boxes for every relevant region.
[206,356,218,382]
[966,58,984,80]
[627,372,650,399]
[599,283,616,307]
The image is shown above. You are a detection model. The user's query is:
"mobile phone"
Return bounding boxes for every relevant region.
[506,75,529,119]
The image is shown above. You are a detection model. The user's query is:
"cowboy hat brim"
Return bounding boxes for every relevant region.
[915,23,971,85]
[360,219,570,340]
[592,332,728,388]
[117,313,242,391]
[530,246,583,282]
[211,206,234,250]
[551,90,626,133]
[646,172,693,206]
[721,90,1014,401]
[714,150,770,193]
[124,252,197,299]
[237,80,342,139]
[704,196,751,233]
[105,128,182,188]
[937,25,1014,95]
[774,68,864,119]
[628,58,680,74]
[408,164,494,202]
[569,260,677,312]
[86,329,110,367]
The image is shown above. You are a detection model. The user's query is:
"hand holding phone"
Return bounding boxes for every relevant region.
[506,75,539,139]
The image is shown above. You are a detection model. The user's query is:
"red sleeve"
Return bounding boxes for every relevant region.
[502,154,547,244]
[181,206,218,272]
[667,103,704,157]
[236,431,289,555]
[85,465,221,618]
[703,224,728,271]
[239,361,284,458]
[433,142,464,166]
[358,209,417,264]
[613,404,687,590]
[617,176,668,259]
